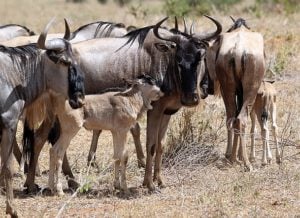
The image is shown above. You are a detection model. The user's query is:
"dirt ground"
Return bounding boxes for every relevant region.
[0,0,300,217]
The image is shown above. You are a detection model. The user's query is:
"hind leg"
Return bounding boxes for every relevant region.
[130,123,145,168]
[249,109,256,162]
[24,114,54,193]
[87,129,101,167]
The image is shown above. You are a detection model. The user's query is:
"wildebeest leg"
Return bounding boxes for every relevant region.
[130,122,145,168]
[112,130,129,193]
[1,125,19,217]
[154,114,171,188]
[234,107,254,171]
[49,113,80,196]
[219,83,237,160]
[24,116,53,193]
[256,108,269,165]
[143,103,164,191]
[249,109,256,162]
[87,129,101,166]
[271,102,281,163]
[13,138,22,166]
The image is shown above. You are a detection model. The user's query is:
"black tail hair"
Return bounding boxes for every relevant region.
[47,116,61,145]
[22,120,35,164]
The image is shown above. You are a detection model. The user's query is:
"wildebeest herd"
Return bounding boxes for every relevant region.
[0,16,280,217]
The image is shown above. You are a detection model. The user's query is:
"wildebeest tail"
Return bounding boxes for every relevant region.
[22,119,35,164]
[48,116,61,145]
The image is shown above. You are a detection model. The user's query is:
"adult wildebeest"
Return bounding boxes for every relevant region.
[0,24,35,41]
[206,17,265,170]
[1,19,132,174]
[250,81,280,165]
[1,20,128,47]
[0,18,85,217]
[49,75,163,195]
[23,15,222,193]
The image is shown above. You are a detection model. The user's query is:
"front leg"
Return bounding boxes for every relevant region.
[154,114,171,188]
[143,102,165,191]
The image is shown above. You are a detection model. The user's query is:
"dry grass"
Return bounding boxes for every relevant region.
[0,0,300,217]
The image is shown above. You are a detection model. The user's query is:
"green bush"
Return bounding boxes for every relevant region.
[164,0,242,16]
[255,0,299,14]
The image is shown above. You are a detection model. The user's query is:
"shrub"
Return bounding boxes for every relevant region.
[164,0,242,16]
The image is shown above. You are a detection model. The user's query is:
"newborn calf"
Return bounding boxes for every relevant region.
[49,75,164,195]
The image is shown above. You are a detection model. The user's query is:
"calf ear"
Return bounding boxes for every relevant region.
[154,43,174,52]
[115,84,139,97]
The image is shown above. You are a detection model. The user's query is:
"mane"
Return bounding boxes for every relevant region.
[0,24,35,35]
[0,43,42,80]
[227,18,250,32]
[118,25,154,50]
[71,21,126,39]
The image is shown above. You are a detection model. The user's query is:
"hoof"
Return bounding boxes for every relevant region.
[245,164,253,172]
[6,202,18,218]
[249,157,256,163]
[158,182,166,189]
[137,159,146,168]
[24,183,41,194]
[68,179,80,190]
[114,180,121,190]
[276,156,282,164]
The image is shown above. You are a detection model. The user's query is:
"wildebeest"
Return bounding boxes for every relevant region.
[250,81,280,165]
[49,75,163,195]
[23,16,222,193]
[0,24,35,41]
[69,20,128,43]
[1,20,128,47]
[206,17,265,170]
[0,18,85,217]
[1,19,132,175]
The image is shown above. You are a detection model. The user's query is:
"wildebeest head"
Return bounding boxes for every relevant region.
[37,18,85,109]
[153,16,222,106]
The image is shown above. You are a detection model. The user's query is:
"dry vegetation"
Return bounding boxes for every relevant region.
[0,0,300,217]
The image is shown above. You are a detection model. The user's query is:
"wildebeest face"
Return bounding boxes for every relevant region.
[46,42,85,109]
[175,38,206,106]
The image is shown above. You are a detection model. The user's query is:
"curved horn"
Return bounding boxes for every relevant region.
[174,16,178,31]
[183,17,188,34]
[63,18,71,40]
[230,16,236,23]
[37,17,56,50]
[194,15,222,41]
[37,18,67,51]
[190,20,195,35]
[153,17,179,44]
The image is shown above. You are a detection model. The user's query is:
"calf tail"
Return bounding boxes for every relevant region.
[22,119,35,165]
[47,116,61,145]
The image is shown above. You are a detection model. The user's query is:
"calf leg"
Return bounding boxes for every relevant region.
[49,116,80,196]
[130,122,145,168]
[87,129,101,166]
[112,131,129,193]
[249,110,256,162]
[153,115,171,188]
[271,103,281,163]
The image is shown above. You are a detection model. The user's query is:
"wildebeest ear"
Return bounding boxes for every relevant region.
[115,84,139,97]
[154,43,174,52]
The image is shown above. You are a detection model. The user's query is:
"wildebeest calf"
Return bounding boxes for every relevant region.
[49,75,164,195]
[249,81,281,165]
